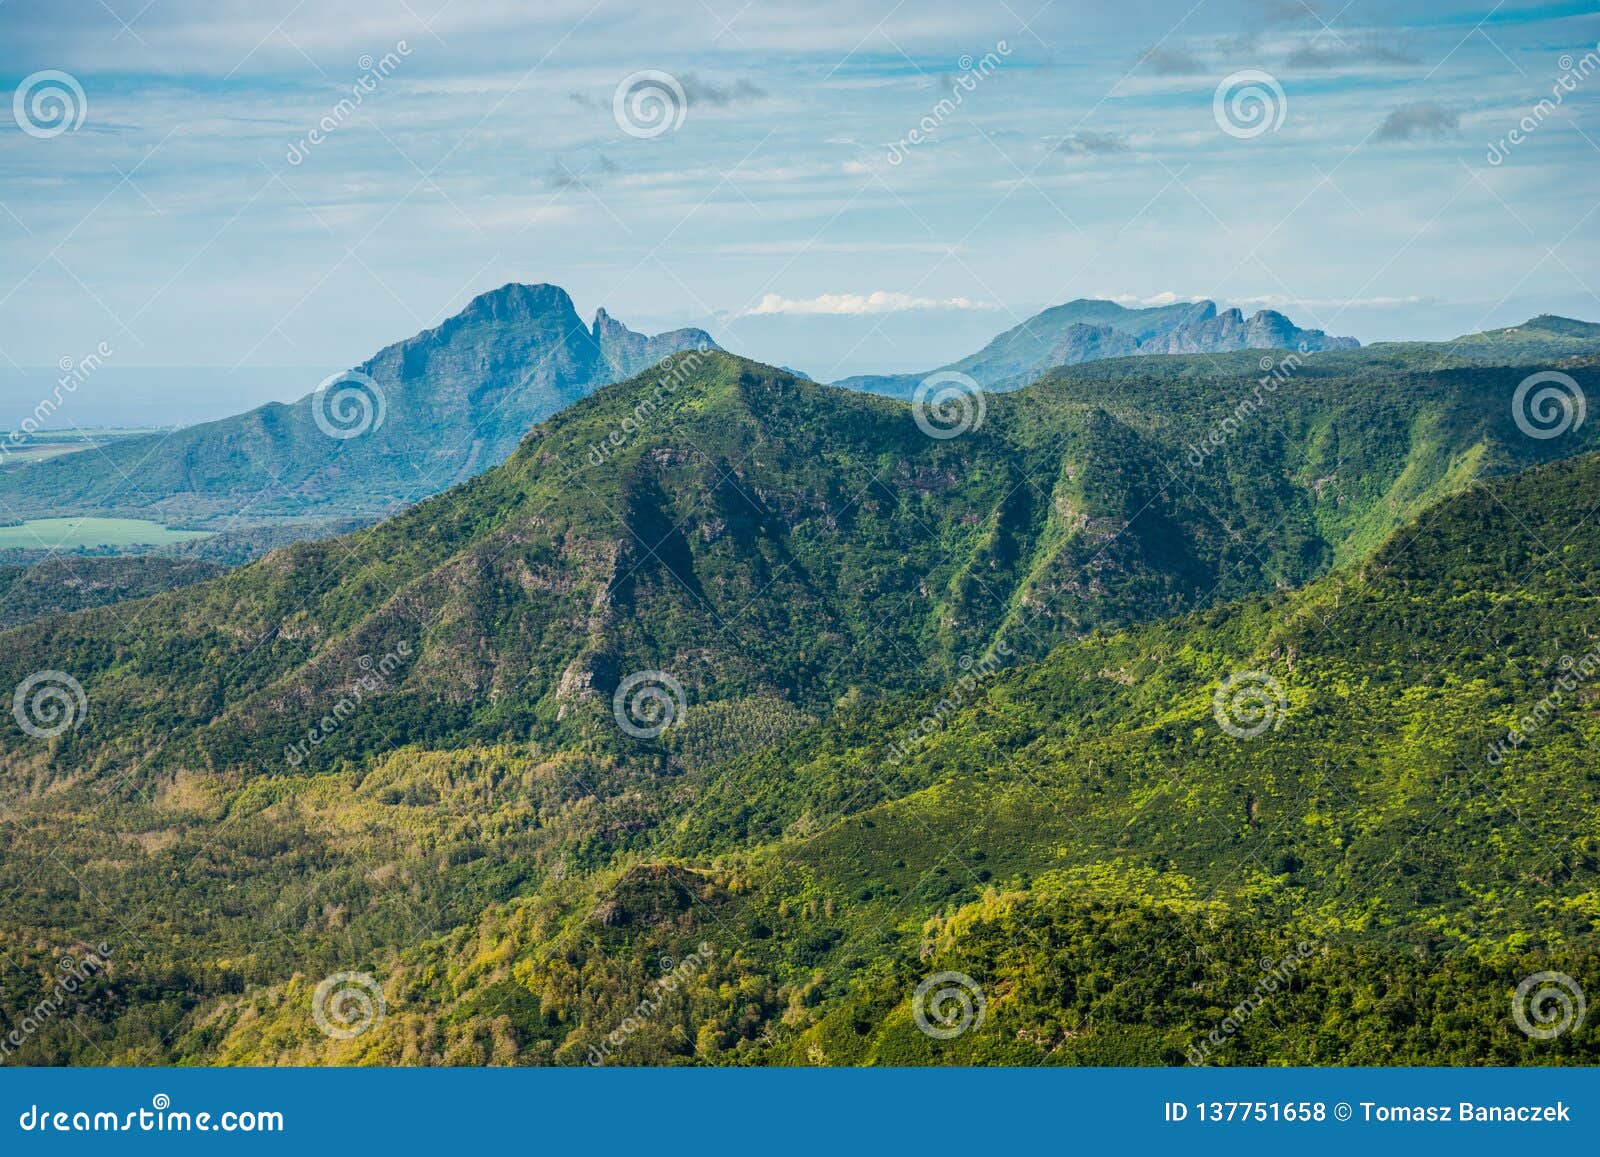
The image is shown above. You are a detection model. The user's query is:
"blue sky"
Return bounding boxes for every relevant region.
[1,0,1598,422]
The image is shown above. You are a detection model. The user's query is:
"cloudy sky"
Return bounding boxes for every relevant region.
[1,0,1598,420]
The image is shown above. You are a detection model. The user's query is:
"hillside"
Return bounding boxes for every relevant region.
[0,556,224,629]
[833,298,1358,396]
[0,283,717,532]
[0,344,1598,1064]
[198,453,1600,1065]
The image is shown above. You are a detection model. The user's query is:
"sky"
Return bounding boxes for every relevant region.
[1,0,1598,425]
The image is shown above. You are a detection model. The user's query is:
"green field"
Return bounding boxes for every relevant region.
[0,429,167,471]
[0,517,212,549]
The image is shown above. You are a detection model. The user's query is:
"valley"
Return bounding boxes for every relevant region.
[0,319,1597,1065]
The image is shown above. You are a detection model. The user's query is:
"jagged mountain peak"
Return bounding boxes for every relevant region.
[592,305,719,380]
[0,281,719,535]
[833,295,1357,397]
[461,280,580,318]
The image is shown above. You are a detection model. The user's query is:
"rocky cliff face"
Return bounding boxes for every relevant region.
[593,306,718,379]
[0,282,722,536]
[833,297,1359,397]
[1142,307,1360,355]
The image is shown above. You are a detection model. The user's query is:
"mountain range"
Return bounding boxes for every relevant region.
[0,314,1598,1065]
[0,288,1363,554]
[831,298,1359,397]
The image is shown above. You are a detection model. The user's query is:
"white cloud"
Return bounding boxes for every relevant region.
[737,291,998,317]
[1233,294,1427,308]
[1099,291,1206,306]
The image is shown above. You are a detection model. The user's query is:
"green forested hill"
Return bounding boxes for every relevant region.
[0,556,224,629]
[0,342,1597,1065]
[196,453,1600,1066]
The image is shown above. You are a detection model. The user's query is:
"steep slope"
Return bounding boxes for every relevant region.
[0,283,717,533]
[2,343,1598,1063]
[0,556,224,629]
[242,453,1600,1067]
[593,308,718,380]
[1140,305,1359,355]
[834,298,1358,396]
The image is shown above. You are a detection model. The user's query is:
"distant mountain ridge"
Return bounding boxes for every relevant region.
[0,283,718,531]
[833,297,1358,397]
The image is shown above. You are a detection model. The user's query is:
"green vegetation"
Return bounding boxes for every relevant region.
[190,454,1600,1066]
[0,556,224,630]
[1,331,1598,1066]
[0,517,213,550]
[0,429,163,470]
